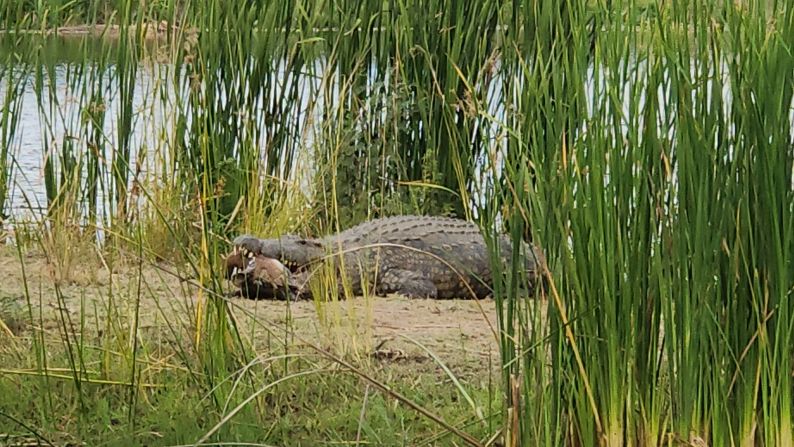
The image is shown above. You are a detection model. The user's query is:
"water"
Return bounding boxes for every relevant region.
[0,40,330,222]
[3,63,172,215]
[2,37,794,227]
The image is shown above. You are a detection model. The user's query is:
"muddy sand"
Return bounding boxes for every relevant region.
[0,245,514,377]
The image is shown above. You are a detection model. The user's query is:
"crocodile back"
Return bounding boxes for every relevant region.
[328,215,482,245]
[321,215,543,298]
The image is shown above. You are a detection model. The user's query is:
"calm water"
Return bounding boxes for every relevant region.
[1,53,327,220]
[4,63,171,215]
[2,40,793,223]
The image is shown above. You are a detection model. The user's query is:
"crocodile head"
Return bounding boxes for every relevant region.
[232,234,325,272]
[223,247,311,300]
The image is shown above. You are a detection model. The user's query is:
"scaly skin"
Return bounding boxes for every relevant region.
[232,215,546,299]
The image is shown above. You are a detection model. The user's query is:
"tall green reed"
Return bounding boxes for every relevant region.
[1,0,792,445]
[0,55,25,235]
[481,0,793,445]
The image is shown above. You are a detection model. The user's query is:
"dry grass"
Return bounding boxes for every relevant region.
[0,244,509,374]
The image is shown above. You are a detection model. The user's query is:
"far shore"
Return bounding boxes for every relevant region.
[0,21,197,43]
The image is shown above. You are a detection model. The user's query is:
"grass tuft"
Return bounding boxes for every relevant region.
[1,0,792,445]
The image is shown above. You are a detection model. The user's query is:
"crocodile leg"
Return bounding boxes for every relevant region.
[377,268,438,299]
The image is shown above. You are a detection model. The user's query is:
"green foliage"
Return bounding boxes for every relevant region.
[0,347,499,446]
[1,0,793,445]
[483,0,794,445]
[0,61,24,232]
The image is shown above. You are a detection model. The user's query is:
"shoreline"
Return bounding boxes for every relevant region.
[0,21,197,43]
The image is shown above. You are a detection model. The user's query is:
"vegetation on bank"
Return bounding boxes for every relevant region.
[0,247,503,446]
[1,0,793,445]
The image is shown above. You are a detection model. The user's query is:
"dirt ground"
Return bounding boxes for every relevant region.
[0,245,506,376]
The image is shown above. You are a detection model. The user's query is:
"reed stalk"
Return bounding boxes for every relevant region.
[0,0,791,445]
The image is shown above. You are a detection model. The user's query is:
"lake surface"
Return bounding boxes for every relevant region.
[1,52,328,220]
[2,39,793,224]
[3,63,170,216]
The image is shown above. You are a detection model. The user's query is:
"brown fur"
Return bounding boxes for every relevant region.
[223,250,303,300]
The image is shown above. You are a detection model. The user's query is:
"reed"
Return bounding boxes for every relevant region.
[0,0,792,445]
[482,0,793,445]
[0,56,24,236]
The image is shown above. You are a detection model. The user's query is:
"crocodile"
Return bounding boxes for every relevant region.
[230,215,546,300]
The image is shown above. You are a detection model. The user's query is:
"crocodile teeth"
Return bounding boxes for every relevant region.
[247,251,254,259]
[246,257,257,268]
[231,266,239,276]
